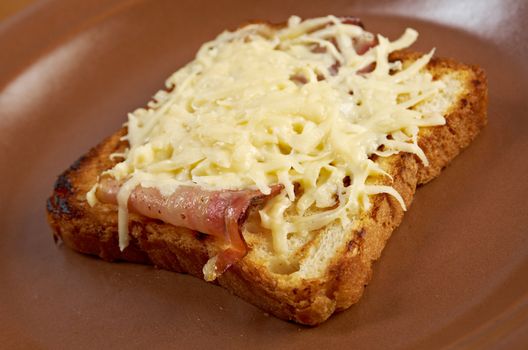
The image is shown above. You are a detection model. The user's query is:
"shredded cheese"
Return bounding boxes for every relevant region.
[95,15,446,255]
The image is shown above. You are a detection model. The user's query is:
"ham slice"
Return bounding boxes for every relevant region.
[96,177,283,276]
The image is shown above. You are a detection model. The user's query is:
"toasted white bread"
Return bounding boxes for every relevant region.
[46,25,487,325]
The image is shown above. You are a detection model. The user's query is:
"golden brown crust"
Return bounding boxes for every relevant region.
[46,53,488,326]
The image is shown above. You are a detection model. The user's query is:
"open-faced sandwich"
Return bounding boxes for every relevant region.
[47,15,487,325]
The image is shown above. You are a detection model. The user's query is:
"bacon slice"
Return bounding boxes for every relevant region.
[96,177,283,276]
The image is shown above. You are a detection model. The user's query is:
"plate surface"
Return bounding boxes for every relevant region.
[1,0,527,349]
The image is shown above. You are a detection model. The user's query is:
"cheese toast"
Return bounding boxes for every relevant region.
[46,16,487,325]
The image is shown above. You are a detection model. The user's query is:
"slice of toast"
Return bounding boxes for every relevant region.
[47,47,487,325]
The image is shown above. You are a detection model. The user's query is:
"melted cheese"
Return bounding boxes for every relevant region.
[92,15,446,255]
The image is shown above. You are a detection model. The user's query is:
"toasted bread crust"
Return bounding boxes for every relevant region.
[47,52,487,325]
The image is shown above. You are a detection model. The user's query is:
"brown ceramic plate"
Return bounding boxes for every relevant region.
[1,0,527,348]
